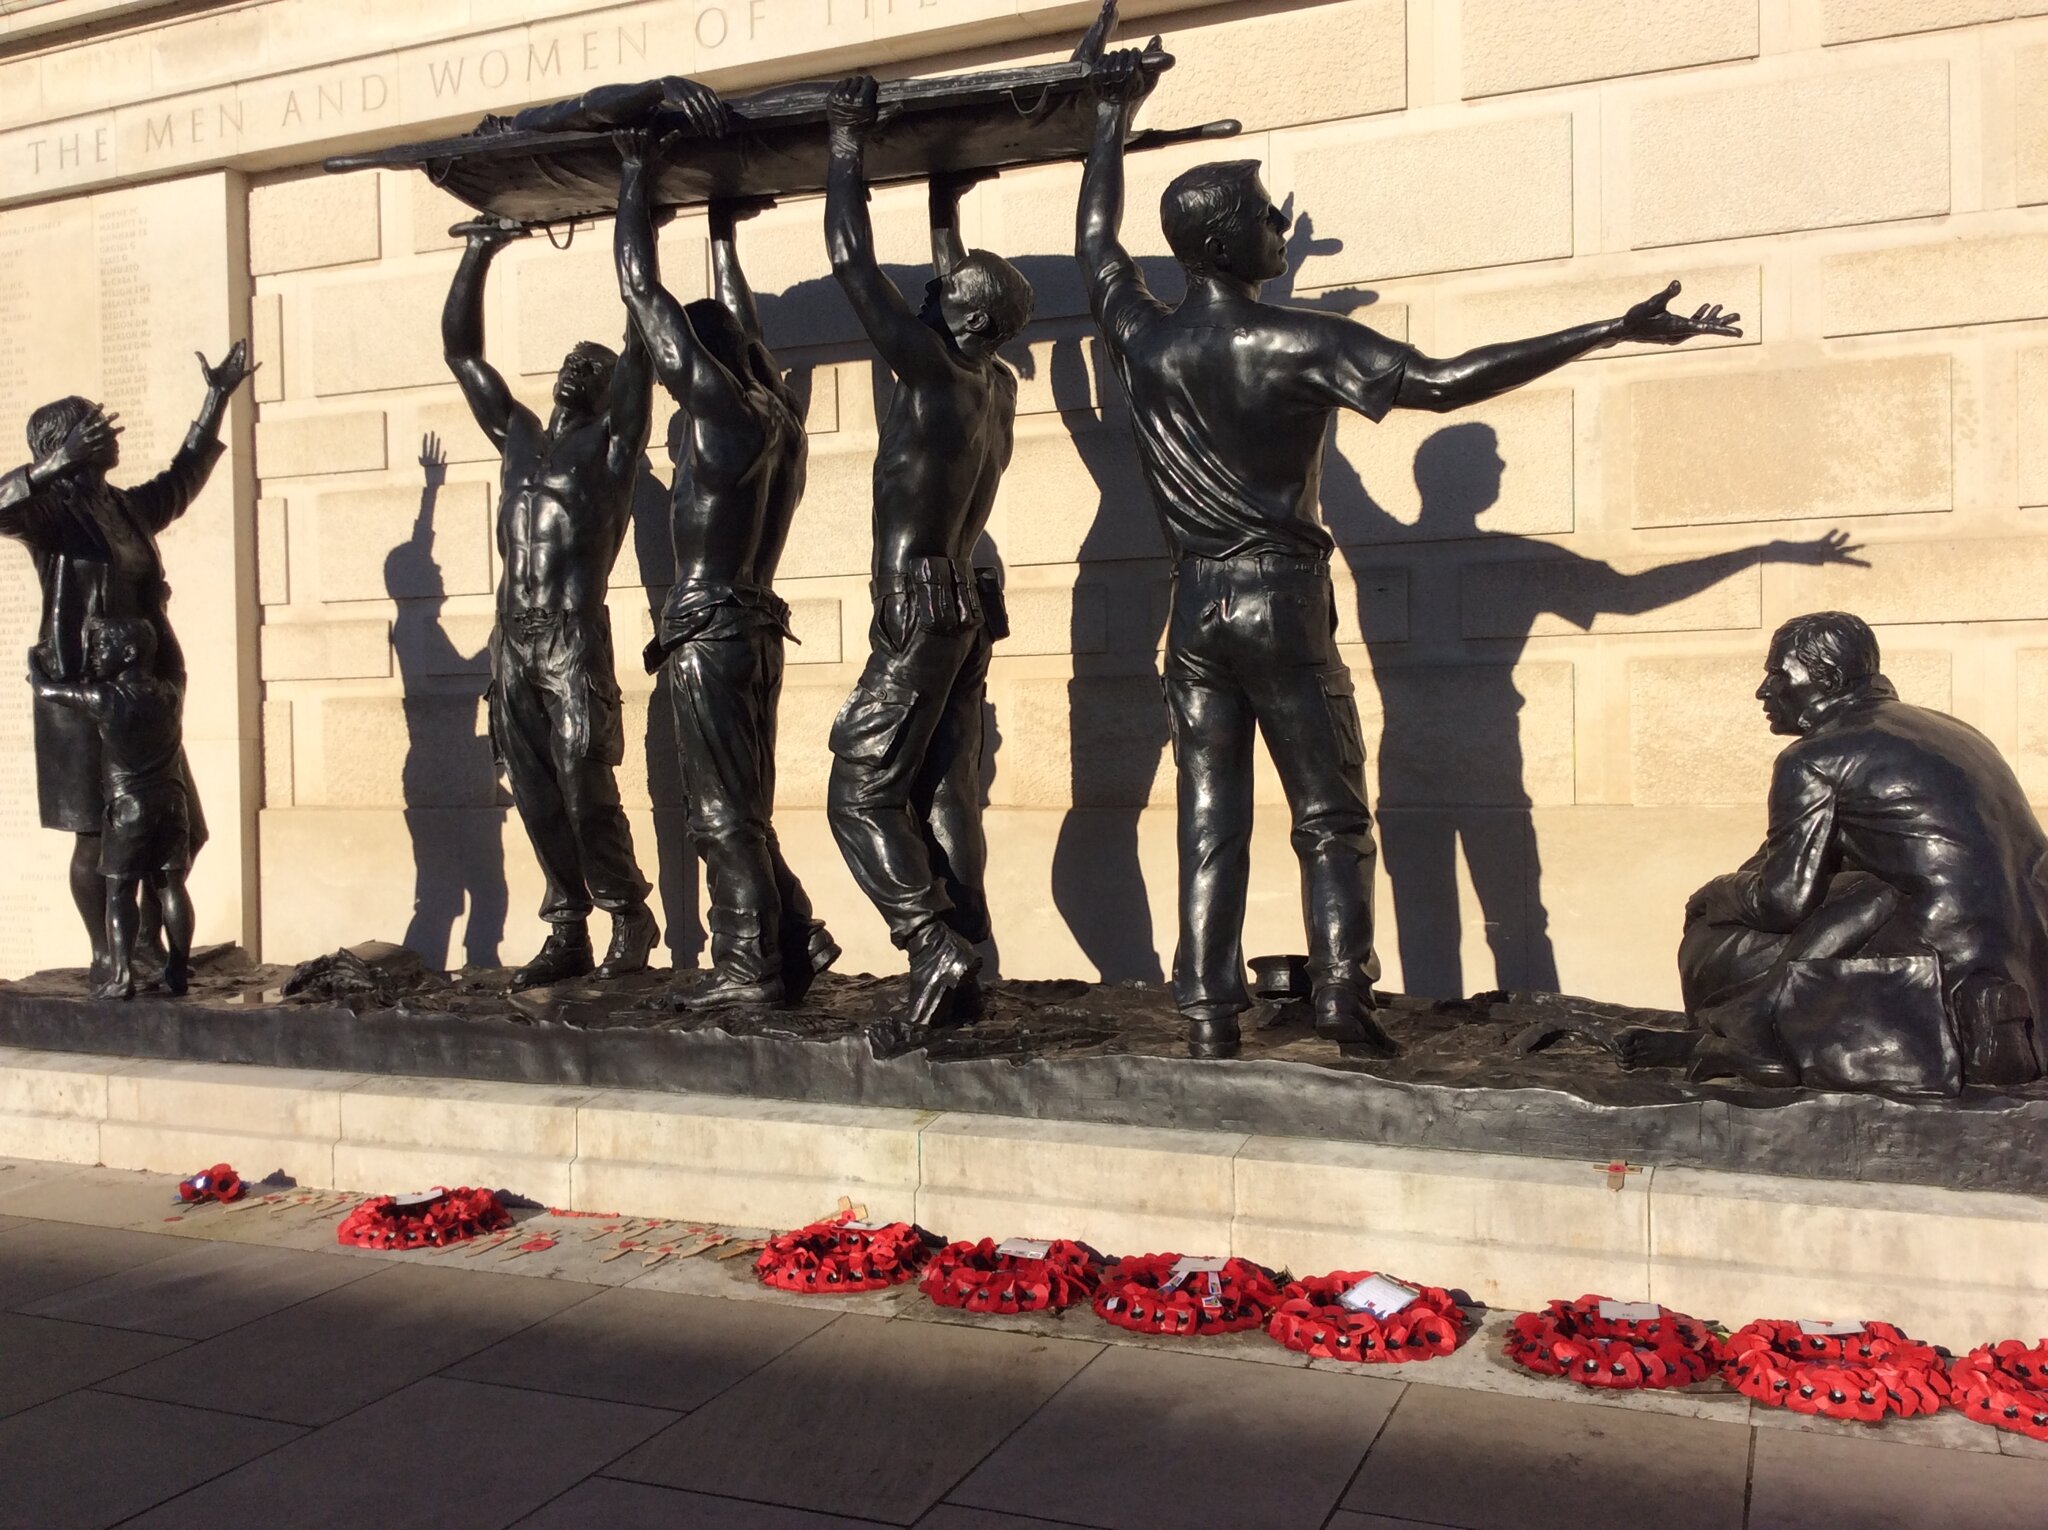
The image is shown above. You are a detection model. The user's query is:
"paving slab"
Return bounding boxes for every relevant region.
[0,1220,189,1310]
[0,1388,301,1530]
[518,1478,887,1527]
[22,1238,380,1338]
[0,1165,184,1228]
[1344,1384,1750,1530]
[124,1376,673,1529]
[952,1343,1396,1530]
[99,1262,596,1424]
[0,1312,187,1418]
[450,1285,842,1411]
[613,1313,1100,1524]
[1747,1425,2048,1530]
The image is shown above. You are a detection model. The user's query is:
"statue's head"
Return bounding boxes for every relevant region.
[1759,611,1879,735]
[684,299,750,380]
[920,251,1034,357]
[553,341,618,415]
[1161,160,1289,285]
[85,616,155,680]
[28,395,114,473]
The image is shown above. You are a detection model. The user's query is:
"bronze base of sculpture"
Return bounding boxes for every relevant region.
[4,949,2045,1195]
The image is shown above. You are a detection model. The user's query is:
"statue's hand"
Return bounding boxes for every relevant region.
[826,76,879,143]
[611,127,653,164]
[449,216,530,248]
[708,195,775,240]
[662,78,728,139]
[930,166,997,206]
[38,405,121,481]
[198,339,258,396]
[1091,44,1155,104]
[1765,529,1868,568]
[1618,280,1743,346]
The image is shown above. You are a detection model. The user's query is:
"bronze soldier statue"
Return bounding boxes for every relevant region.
[612,118,839,1004]
[1629,612,2048,1095]
[32,618,194,1000]
[823,75,1033,1028]
[0,343,251,984]
[442,217,659,989]
[1078,51,1739,1059]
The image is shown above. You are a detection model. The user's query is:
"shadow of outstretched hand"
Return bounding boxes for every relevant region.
[1762,529,1867,568]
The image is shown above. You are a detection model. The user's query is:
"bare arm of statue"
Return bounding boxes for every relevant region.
[441,219,535,451]
[824,76,949,383]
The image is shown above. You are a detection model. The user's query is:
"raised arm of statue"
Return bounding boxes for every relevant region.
[1397,282,1740,414]
[604,310,655,486]
[708,195,772,346]
[1076,46,1156,337]
[929,168,990,280]
[441,220,533,451]
[825,76,947,382]
[614,138,739,418]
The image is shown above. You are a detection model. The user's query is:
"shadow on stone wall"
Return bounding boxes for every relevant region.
[387,432,508,970]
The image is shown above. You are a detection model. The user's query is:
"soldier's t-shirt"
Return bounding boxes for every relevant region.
[1090,252,1415,562]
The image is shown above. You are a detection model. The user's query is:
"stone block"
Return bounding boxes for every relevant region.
[1006,325,1104,419]
[411,397,502,466]
[1368,661,1576,806]
[2021,350,2048,507]
[407,613,493,677]
[308,270,449,395]
[99,1122,335,1189]
[262,698,293,809]
[331,1141,573,1206]
[259,618,391,681]
[1440,266,1759,359]
[2022,43,2048,206]
[918,1114,1242,1257]
[256,410,387,479]
[1822,0,2048,44]
[775,683,849,809]
[774,444,872,579]
[1629,649,1951,805]
[1233,1140,1651,1312]
[106,1059,358,1139]
[991,675,1171,810]
[248,171,380,275]
[0,1112,100,1164]
[786,597,841,665]
[988,412,1161,567]
[317,695,496,809]
[314,479,492,602]
[1328,388,1574,543]
[0,1047,122,1121]
[511,234,663,377]
[1629,61,1949,248]
[1461,552,1761,639]
[1287,113,1574,284]
[1333,566,1409,644]
[2016,651,2048,799]
[251,292,284,403]
[575,1090,923,1228]
[1648,1167,2048,1350]
[408,173,472,254]
[1000,585,1105,657]
[340,1076,590,1158]
[1463,0,1756,98]
[1630,356,1951,527]
[1779,538,2048,626]
[801,365,840,434]
[1145,0,1404,133]
[256,496,288,605]
[1822,233,2048,336]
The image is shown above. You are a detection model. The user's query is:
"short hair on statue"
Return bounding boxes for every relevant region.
[561,340,619,389]
[1160,160,1263,270]
[27,396,96,459]
[1771,611,1881,692]
[951,251,1035,348]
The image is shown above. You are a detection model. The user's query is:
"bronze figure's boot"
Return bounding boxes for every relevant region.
[594,904,659,979]
[511,923,595,990]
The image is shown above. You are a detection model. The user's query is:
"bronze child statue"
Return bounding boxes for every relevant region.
[822,75,1033,1028]
[442,212,660,990]
[32,618,194,1000]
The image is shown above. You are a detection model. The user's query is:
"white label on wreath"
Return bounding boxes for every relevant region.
[1341,1274,1420,1318]
[1169,1256,1229,1276]
[996,1238,1052,1260]
[1597,1300,1662,1322]
[391,1191,445,1209]
[842,1219,886,1231]
[1797,1318,1866,1337]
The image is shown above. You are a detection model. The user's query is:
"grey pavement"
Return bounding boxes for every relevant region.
[0,1158,2044,1528]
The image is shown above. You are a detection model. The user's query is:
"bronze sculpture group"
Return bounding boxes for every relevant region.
[4,37,2043,1101]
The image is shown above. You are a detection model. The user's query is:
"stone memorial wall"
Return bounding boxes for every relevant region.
[1,0,2046,1007]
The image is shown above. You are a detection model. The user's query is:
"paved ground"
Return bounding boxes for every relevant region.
[0,1158,2044,1529]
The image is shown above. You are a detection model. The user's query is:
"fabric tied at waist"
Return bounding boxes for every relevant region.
[644,581,794,672]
